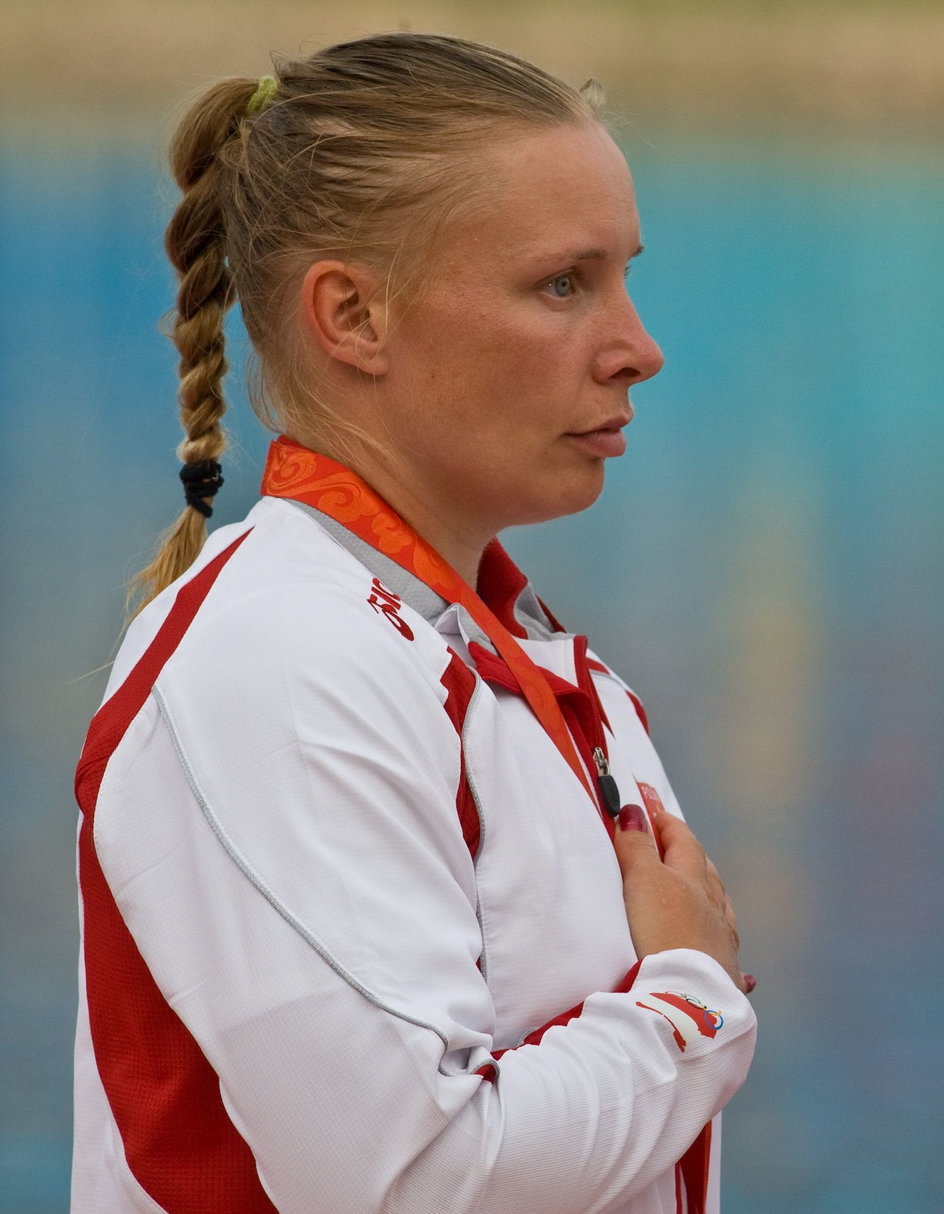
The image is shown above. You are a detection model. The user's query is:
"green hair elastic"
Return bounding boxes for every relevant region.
[246,74,279,117]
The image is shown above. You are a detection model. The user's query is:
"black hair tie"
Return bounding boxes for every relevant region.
[179,460,224,518]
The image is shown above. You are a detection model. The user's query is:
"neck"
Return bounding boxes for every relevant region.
[358,461,489,587]
[284,430,490,588]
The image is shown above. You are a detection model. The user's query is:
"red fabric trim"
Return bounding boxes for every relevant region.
[679,1122,713,1214]
[76,531,277,1213]
[476,539,529,638]
[439,650,481,859]
[467,641,599,762]
[573,636,611,735]
[75,532,251,798]
[612,962,643,996]
[454,775,480,861]
[467,641,520,694]
[558,694,615,837]
[585,655,650,736]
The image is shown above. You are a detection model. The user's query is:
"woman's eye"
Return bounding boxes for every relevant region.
[546,273,576,298]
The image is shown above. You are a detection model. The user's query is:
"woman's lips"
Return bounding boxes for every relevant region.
[566,421,628,459]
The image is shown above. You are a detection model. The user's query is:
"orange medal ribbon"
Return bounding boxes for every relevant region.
[262,436,595,803]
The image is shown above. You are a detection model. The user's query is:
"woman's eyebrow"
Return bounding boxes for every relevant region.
[545,242,645,263]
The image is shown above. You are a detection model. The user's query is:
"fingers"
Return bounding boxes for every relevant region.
[724,900,740,950]
[625,806,729,906]
[617,803,654,838]
[650,810,710,881]
[617,802,753,993]
[615,803,707,884]
[611,803,659,881]
[704,856,737,932]
[704,855,724,891]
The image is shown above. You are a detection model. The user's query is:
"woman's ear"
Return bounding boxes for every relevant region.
[299,261,389,375]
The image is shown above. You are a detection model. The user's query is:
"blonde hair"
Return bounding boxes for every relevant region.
[132,32,603,610]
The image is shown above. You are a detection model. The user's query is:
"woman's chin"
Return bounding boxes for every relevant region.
[515,468,607,528]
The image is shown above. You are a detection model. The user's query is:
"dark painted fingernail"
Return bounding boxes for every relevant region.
[618,804,648,833]
[743,973,757,994]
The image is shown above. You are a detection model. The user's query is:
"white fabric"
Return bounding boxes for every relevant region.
[74,496,756,1212]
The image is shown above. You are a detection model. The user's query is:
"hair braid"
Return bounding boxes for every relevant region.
[130,79,257,614]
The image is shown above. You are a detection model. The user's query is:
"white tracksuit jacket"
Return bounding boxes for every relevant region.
[73,493,756,1213]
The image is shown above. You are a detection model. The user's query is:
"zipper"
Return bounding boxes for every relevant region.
[575,635,622,819]
[592,746,622,819]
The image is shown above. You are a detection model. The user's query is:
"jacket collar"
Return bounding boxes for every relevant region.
[287,497,568,655]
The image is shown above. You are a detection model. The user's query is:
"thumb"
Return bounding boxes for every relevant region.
[612,802,659,879]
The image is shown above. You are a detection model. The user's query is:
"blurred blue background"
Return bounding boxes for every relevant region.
[2,4,942,1210]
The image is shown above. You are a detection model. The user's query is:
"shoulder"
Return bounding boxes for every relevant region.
[113,497,457,729]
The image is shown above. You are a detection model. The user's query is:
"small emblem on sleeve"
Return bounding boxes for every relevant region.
[636,990,724,1053]
[367,577,415,641]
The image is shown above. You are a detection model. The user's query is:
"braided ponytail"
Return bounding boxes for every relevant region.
[130,78,257,613]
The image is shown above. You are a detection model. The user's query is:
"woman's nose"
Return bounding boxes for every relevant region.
[593,295,664,386]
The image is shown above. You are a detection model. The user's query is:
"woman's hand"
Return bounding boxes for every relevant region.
[613,802,753,994]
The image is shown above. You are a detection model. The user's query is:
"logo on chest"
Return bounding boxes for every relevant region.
[367,577,415,641]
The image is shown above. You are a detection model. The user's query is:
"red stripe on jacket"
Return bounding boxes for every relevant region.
[439,649,481,859]
[75,531,278,1214]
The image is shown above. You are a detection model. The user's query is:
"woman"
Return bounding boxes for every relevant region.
[73,33,756,1213]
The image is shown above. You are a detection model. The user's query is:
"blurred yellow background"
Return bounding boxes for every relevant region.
[4,0,943,135]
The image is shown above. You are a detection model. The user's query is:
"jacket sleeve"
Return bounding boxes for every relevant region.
[93,583,756,1214]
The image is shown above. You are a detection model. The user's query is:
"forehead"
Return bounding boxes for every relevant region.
[445,122,639,265]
